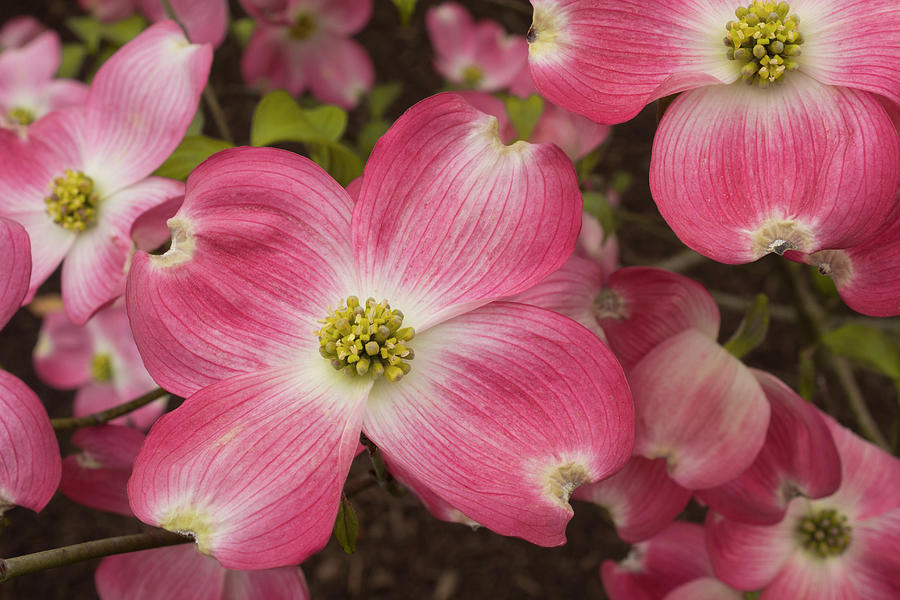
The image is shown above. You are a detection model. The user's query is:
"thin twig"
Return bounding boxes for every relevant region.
[0,529,190,582]
[652,249,706,273]
[51,388,168,431]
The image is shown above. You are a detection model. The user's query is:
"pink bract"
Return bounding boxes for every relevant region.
[707,417,900,599]
[0,216,30,328]
[79,0,229,46]
[0,21,210,324]
[126,93,634,569]
[240,0,374,109]
[0,16,46,49]
[526,0,900,264]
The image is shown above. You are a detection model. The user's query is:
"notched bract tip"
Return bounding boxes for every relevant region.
[150,217,195,268]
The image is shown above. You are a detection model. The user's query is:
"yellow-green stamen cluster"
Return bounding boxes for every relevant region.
[317,296,414,382]
[91,353,113,382]
[289,13,317,40]
[462,65,484,86]
[725,1,803,88]
[45,169,99,232]
[796,508,851,558]
[7,106,36,126]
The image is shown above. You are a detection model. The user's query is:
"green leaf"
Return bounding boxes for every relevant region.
[576,146,604,183]
[333,495,359,554]
[611,170,633,195]
[154,136,233,181]
[57,43,87,79]
[309,142,364,187]
[822,324,900,380]
[357,119,390,157]
[809,265,839,297]
[724,293,770,359]
[230,17,255,47]
[368,82,402,120]
[185,108,206,138]
[100,15,147,46]
[250,91,348,147]
[582,191,616,235]
[504,94,544,141]
[392,0,418,25]
[797,347,816,401]
[66,17,103,53]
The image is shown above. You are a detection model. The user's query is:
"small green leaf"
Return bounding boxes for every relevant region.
[333,495,359,554]
[576,146,604,183]
[230,17,255,47]
[392,0,418,25]
[67,17,103,53]
[57,43,87,79]
[611,170,633,195]
[100,15,147,46]
[250,91,348,147]
[724,293,770,359]
[185,108,206,138]
[809,265,839,297]
[797,347,816,401]
[357,119,390,157]
[582,191,616,235]
[822,324,900,380]
[154,136,233,181]
[504,94,544,141]
[309,141,364,186]
[368,82,402,120]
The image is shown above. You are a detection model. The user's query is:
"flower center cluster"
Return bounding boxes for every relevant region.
[462,65,484,86]
[7,106,35,126]
[289,13,317,40]
[796,508,851,558]
[317,296,415,382]
[724,1,803,88]
[45,169,99,232]
[91,353,113,382]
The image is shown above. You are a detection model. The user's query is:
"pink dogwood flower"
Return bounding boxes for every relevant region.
[0,217,61,516]
[0,16,45,50]
[125,93,634,569]
[0,21,211,324]
[79,0,228,47]
[707,416,900,598]
[526,0,900,264]
[34,303,166,430]
[240,0,374,109]
[427,3,528,92]
[0,29,88,134]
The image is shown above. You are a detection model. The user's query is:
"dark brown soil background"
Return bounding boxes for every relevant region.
[1,1,897,599]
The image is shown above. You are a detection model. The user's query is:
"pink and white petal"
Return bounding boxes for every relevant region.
[454,90,517,144]
[74,383,166,431]
[602,522,713,600]
[599,267,720,372]
[316,0,372,36]
[140,0,229,47]
[527,0,739,124]
[507,254,607,341]
[574,456,690,543]
[83,21,212,194]
[363,302,633,547]
[223,566,310,600]
[126,147,356,397]
[531,101,610,161]
[344,177,362,203]
[96,545,225,600]
[821,416,900,521]
[650,74,900,264]
[848,510,900,600]
[238,0,288,22]
[0,31,61,94]
[306,36,373,109]
[698,370,841,525]
[760,552,859,600]
[632,330,769,489]
[355,93,582,331]
[0,370,61,513]
[62,177,184,325]
[576,211,619,273]
[794,0,900,105]
[706,507,799,591]
[241,26,306,96]
[426,3,476,65]
[60,425,144,517]
[383,454,478,527]
[0,217,30,329]
[664,578,743,600]
[41,79,90,114]
[0,16,45,49]
[473,24,528,92]
[33,310,93,389]
[130,195,183,253]
[128,362,371,569]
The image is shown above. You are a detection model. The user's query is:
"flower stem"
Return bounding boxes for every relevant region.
[0,529,191,582]
[50,387,168,431]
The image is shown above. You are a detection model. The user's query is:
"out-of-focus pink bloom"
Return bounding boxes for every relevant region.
[0,21,211,324]
[707,417,900,599]
[0,16,46,49]
[575,211,619,271]
[527,0,900,265]
[427,2,527,92]
[664,578,743,600]
[79,0,229,47]
[240,0,374,109]
[34,304,166,430]
[697,371,841,525]
[125,93,634,569]
[0,30,88,135]
[602,522,715,600]
[0,218,60,516]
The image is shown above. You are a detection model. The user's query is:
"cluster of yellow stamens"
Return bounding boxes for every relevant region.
[317,296,414,382]
[289,13,317,40]
[462,65,484,86]
[725,1,803,88]
[91,354,113,382]
[796,508,851,558]
[7,106,36,126]
[45,169,99,232]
